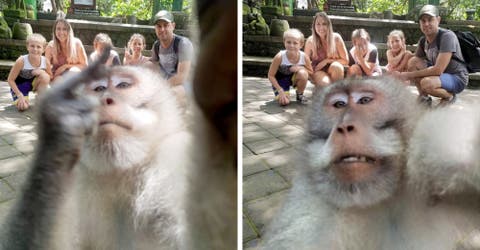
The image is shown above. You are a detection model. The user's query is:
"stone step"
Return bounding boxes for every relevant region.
[242,55,480,89]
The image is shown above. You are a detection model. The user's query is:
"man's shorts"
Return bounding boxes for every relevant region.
[11,77,37,104]
[272,73,297,99]
[425,61,465,94]
[440,73,465,94]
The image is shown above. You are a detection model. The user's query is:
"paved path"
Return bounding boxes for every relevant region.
[0,81,37,225]
[242,76,480,249]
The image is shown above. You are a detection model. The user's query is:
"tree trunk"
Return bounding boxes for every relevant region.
[50,0,57,13]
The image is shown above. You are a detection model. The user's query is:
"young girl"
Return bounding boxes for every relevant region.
[385,30,413,73]
[348,28,382,77]
[89,33,121,66]
[7,33,52,111]
[45,11,88,80]
[268,28,313,106]
[304,12,349,87]
[123,33,151,65]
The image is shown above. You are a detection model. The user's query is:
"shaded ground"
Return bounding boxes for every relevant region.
[0,81,37,225]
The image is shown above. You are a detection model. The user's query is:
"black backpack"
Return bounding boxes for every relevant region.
[153,35,182,71]
[419,29,480,73]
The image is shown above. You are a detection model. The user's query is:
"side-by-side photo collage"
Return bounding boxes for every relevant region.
[0,0,480,249]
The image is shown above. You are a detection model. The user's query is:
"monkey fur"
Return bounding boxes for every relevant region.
[0,0,237,248]
[261,77,480,250]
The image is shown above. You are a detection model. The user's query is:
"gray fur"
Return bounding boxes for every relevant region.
[261,77,480,250]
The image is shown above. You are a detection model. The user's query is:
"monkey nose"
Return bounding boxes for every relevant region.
[103,97,114,105]
[336,124,355,134]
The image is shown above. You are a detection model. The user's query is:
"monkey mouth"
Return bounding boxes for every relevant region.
[336,155,377,164]
[332,154,379,183]
[99,121,132,130]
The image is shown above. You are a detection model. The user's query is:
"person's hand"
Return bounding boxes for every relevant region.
[277,90,290,106]
[16,95,29,111]
[124,47,132,64]
[290,65,300,73]
[355,47,364,58]
[390,71,408,81]
[54,65,70,78]
[31,68,44,76]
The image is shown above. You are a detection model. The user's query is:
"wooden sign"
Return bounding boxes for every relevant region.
[71,0,96,9]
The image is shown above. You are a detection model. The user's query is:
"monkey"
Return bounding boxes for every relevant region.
[260,76,480,250]
[0,0,237,248]
[181,0,237,249]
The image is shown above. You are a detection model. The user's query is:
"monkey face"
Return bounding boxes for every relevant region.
[80,66,184,171]
[305,78,414,208]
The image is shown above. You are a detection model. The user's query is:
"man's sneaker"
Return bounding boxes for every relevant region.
[418,95,433,107]
[296,93,308,104]
[438,94,456,107]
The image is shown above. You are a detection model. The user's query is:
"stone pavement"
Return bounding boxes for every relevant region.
[0,81,37,225]
[242,76,480,249]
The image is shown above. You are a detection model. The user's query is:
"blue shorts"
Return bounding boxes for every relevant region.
[272,72,297,97]
[440,73,465,94]
[11,77,36,103]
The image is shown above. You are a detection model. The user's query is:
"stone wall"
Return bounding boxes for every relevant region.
[23,18,193,51]
[243,14,480,46]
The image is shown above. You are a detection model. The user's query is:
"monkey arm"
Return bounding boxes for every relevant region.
[0,50,110,250]
[408,105,480,196]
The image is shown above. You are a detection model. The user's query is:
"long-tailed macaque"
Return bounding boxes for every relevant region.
[261,77,480,250]
[0,0,237,249]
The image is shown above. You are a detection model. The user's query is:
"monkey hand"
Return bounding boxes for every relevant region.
[35,52,110,171]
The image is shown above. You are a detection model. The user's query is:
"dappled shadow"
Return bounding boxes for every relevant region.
[260,99,309,115]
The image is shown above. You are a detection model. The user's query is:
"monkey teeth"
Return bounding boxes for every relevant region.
[340,156,376,163]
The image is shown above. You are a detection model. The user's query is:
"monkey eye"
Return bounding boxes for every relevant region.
[89,79,108,92]
[327,93,348,108]
[333,101,347,108]
[357,96,373,104]
[94,86,107,92]
[111,75,134,89]
[116,82,132,89]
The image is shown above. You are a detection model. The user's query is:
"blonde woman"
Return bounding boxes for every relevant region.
[45,11,88,81]
[304,12,348,87]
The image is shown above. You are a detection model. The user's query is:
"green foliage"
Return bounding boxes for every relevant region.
[96,0,192,19]
[110,0,153,19]
[366,0,408,15]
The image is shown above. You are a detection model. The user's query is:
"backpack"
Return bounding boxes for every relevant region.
[153,35,182,70]
[419,29,480,73]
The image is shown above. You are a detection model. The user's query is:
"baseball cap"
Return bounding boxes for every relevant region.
[154,10,174,24]
[418,5,439,19]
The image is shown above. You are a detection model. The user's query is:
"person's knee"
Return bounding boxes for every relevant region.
[313,71,330,86]
[37,72,50,83]
[348,65,361,76]
[296,69,309,81]
[329,63,345,80]
[419,78,434,93]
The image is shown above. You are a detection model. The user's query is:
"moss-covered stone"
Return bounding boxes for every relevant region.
[269,19,289,37]
[12,22,33,40]
[0,17,12,39]
[245,13,270,36]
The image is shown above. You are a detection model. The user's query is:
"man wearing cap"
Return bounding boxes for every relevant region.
[151,10,194,89]
[396,4,468,106]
